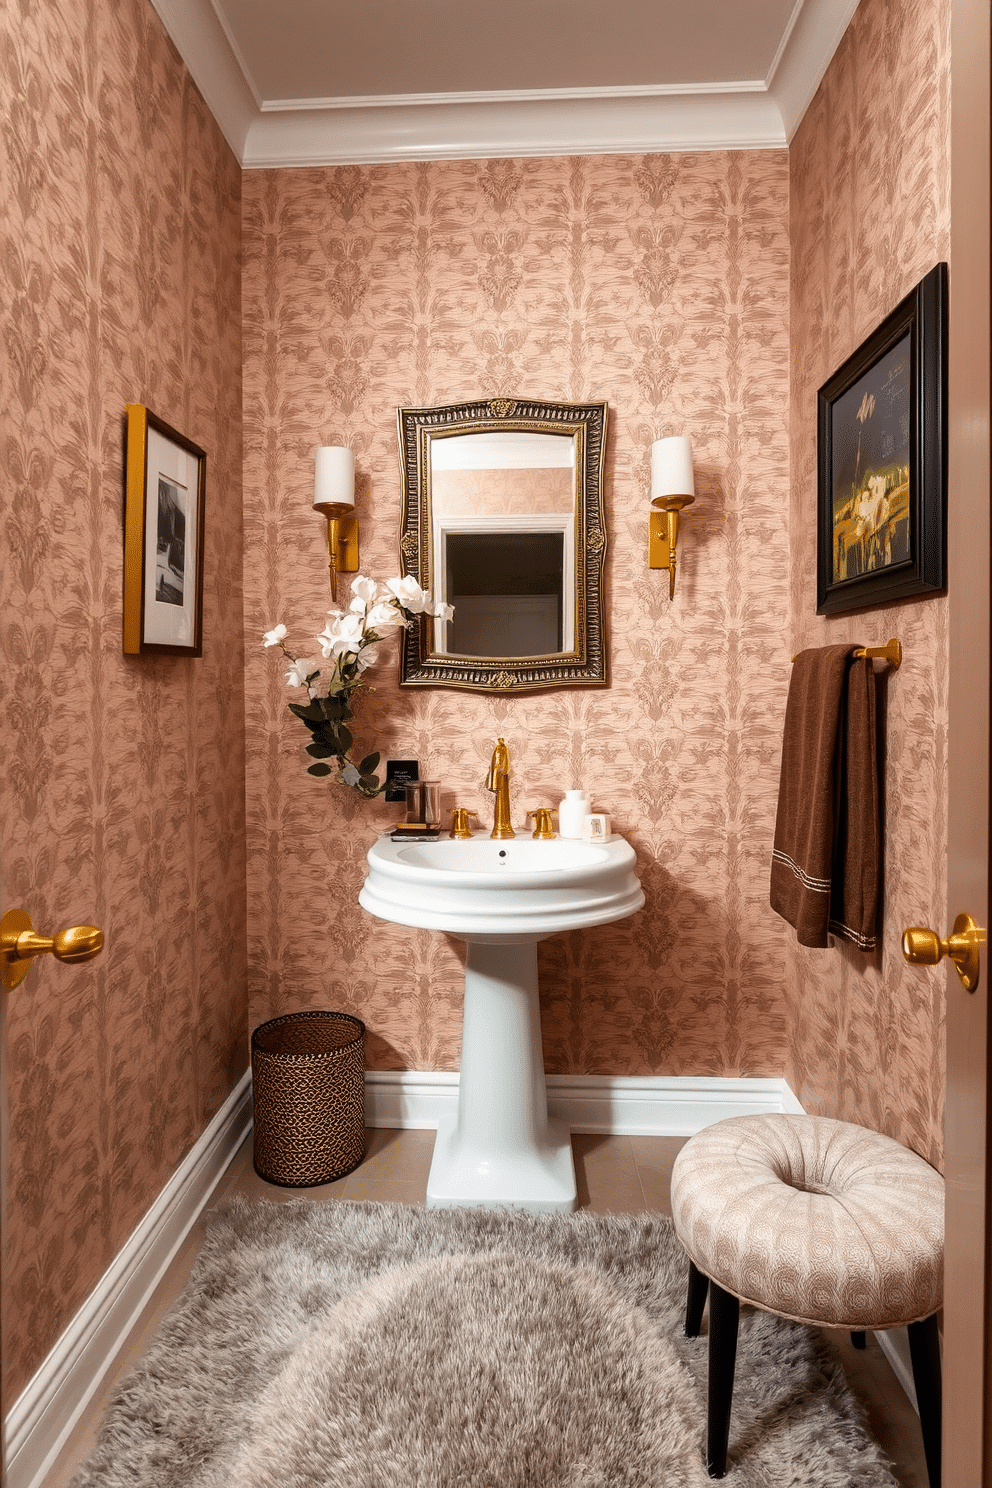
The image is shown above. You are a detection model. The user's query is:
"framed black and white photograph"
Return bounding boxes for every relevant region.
[123,404,206,655]
[816,262,947,615]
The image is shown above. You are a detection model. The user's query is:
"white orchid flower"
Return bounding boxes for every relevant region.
[350,575,379,608]
[356,642,380,671]
[284,657,315,688]
[318,612,365,660]
[432,601,455,622]
[340,763,361,787]
[262,623,288,646]
[365,600,407,632]
[384,574,433,614]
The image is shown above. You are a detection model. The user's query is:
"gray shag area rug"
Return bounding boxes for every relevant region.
[72,1198,900,1487]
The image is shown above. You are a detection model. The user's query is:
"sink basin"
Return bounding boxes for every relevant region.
[395,838,605,870]
[359,831,644,942]
[359,829,644,1214]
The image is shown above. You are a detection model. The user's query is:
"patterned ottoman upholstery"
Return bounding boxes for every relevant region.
[670,1113,944,1484]
[670,1112,944,1329]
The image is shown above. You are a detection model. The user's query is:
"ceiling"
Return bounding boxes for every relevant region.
[149,0,860,168]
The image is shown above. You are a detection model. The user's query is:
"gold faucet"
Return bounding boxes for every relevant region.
[486,737,515,839]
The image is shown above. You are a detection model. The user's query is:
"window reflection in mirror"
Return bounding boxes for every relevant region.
[430,431,576,659]
[443,532,565,657]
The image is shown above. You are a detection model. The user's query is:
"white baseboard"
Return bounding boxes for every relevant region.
[6,1070,252,1488]
[364,1070,805,1134]
[874,1327,919,1414]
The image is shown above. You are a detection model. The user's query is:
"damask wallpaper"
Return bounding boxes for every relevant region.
[0,0,951,1413]
[787,0,950,1166]
[0,0,246,1398]
[241,151,795,1082]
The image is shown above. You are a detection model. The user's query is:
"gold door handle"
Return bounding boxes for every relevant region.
[1,908,104,991]
[902,912,982,992]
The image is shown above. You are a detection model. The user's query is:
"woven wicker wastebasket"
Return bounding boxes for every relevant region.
[251,1010,366,1186]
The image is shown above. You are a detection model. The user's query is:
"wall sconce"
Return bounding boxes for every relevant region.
[649,435,695,599]
[313,446,360,602]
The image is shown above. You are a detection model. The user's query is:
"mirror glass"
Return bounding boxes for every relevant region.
[397,399,608,692]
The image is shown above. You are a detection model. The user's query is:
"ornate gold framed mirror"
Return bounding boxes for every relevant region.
[396,398,608,692]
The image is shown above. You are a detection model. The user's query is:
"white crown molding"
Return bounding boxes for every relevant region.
[769,0,862,140]
[148,0,857,167]
[240,90,786,169]
[260,79,769,114]
[148,0,257,161]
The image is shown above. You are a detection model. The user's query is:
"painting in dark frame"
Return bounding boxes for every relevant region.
[816,262,947,615]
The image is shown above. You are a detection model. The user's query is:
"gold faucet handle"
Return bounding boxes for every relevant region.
[526,808,556,840]
[449,807,478,839]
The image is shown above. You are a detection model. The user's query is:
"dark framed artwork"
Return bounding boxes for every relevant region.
[123,404,206,655]
[816,262,947,615]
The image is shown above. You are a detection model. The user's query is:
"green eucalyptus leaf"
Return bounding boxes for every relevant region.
[337,725,353,753]
[306,742,336,759]
[307,762,333,777]
[359,752,380,774]
[359,773,381,794]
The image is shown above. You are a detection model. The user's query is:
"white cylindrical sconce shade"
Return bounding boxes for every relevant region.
[314,446,355,508]
[651,436,694,504]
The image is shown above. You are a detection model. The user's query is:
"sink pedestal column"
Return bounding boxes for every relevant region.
[426,938,576,1214]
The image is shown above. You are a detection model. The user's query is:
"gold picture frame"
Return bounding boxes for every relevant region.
[123,404,206,655]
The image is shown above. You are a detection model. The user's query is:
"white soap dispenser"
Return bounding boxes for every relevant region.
[558,789,591,839]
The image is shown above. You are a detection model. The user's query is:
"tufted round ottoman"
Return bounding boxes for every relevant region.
[670,1114,944,1485]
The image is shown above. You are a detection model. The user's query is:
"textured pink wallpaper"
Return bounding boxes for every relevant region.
[0,0,247,1397]
[242,153,794,1082]
[788,0,950,1165]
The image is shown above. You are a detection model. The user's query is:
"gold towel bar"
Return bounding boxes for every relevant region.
[853,638,902,668]
[790,637,902,668]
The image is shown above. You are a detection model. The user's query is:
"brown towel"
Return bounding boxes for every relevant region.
[770,644,879,950]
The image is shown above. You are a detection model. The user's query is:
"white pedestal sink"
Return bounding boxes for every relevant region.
[359,832,644,1213]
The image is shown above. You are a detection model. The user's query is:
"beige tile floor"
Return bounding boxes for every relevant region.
[43,1129,929,1487]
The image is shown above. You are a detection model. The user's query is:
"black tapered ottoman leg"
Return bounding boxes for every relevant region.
[686,1259,709,1337]
[706,1281,740,1478]
[850,1330,867,1349]
[907,1314,942,1488]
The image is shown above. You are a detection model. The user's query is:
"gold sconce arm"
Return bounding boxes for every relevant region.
[649,494,695,600]
[1,908,104,991]
[314,502,360,603]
